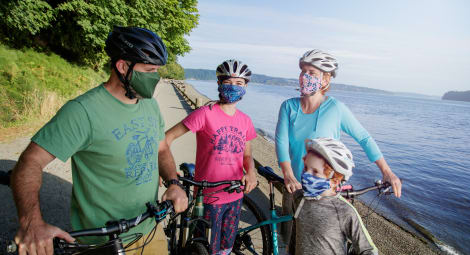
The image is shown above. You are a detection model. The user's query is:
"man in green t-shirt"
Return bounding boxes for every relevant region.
[10,26,188,255]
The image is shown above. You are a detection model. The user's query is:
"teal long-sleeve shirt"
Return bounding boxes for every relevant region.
[275,97,383,181]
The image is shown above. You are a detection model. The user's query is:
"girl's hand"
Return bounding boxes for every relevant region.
[284,174,302,193]
[242,171,257,194]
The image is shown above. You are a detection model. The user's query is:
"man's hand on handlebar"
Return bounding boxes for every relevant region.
[242,171,257,194]
[162,184,188,213]
[14,219,74,255]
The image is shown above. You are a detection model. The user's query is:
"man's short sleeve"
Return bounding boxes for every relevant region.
[182,106,206,133]
[152,99,165,141]
[32,100,91,162]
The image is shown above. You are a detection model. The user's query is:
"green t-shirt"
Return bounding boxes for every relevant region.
[32,84,164,243]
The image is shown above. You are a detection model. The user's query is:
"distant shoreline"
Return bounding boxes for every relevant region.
[184,68,441,99]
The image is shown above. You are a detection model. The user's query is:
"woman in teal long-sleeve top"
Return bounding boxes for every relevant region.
[275,50,402,249]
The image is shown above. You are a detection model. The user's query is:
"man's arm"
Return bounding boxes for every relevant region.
[158,140,188,213]
[12,142,74,255]
[242,141,257,194]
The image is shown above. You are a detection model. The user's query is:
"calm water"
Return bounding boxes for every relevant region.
[186,80,470,255]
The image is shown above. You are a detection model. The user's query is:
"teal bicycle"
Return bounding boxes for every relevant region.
[233,166,293,255]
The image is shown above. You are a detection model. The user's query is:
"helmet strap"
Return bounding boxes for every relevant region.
[113,61,137,99]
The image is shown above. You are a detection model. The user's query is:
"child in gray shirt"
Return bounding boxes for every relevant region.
[293,138,378,255]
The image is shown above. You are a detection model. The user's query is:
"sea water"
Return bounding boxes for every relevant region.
[186,80,470,255]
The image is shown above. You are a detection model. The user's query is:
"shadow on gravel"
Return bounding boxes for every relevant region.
[0,160,72,253]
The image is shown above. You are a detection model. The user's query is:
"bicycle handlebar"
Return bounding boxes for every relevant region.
[340,180,392,199]
[178,176,243,193]
[7,200,173,254]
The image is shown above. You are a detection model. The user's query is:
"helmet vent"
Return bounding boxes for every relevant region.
[332,150,342,156]
[334,158,348,169]
[233,61,238,73]
[223,62,231,73]
[240,65,248,74]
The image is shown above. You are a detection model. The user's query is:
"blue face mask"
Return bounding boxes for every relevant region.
[301,172,331,198]
[218,84,246,103]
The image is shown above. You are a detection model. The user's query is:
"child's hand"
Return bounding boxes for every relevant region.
[242,171,257,194]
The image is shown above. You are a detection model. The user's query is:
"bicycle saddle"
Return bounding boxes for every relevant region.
[257,166,284,183]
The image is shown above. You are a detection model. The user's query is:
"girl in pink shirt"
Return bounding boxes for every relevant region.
[165,59,257,254]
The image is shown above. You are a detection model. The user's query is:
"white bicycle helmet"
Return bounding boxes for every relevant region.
[305,138,354,180]
[216,59,252,83]
[299,50,338,77]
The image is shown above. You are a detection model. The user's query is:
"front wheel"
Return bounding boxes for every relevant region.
[233,194,272,255]
[186,241,209,255]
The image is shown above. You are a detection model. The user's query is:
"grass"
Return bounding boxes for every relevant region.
[0,44,108,141]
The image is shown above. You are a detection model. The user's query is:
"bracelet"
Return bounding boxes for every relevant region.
[164,179,183,189]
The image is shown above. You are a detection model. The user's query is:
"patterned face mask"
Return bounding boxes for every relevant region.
[218,84,246,103]
[299,72,323,96]
[301,171,331,198]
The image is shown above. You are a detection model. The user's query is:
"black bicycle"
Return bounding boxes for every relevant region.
[2,170,175,255]
[164,163,245,255]
[6,200,173,255]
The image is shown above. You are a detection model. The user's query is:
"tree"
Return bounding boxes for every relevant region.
[0,0,199,69]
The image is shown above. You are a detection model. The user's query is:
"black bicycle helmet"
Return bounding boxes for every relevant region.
[105,26,168,99]
[105,26,168,65]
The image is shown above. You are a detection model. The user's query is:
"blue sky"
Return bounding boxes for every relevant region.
[178,0,470,96]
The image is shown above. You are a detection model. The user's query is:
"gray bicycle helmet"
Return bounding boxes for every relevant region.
[305,138,355,180]
[216,59,252,83]
[299,50,338,77]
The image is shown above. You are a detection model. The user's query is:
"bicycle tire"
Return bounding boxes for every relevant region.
[233,195,272,255]
[186,241,209,255]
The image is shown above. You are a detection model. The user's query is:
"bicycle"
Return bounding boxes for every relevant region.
[6,200,174,255]
[232,166,394,255]
[164,163,244,255]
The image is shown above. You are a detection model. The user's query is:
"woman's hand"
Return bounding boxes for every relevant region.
[242,171,257,194]
[376,158,402,198]
[280,162,302,193]
[382,170,402,198]
[284,174,302,193]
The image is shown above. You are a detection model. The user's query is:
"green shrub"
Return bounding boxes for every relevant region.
[158,61,185,80]
[0,0,199,69]
[0,44,107,128]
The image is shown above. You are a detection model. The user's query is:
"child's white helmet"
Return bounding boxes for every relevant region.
[305,138,355,180]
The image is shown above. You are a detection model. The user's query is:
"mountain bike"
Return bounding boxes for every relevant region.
[6,200,174,255]
[164,163,244,255]
[232,166,394,255]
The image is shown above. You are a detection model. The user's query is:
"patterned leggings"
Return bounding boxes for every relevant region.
[203,198,243,255]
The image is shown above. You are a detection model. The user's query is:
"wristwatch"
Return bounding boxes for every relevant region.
[164,179,183,189]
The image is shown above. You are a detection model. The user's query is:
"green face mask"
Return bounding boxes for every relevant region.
[129,70,161,98]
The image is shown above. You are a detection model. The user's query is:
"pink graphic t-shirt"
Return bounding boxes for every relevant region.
[182,104,257,204]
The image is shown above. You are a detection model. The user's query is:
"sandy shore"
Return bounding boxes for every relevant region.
[0,80,439,254]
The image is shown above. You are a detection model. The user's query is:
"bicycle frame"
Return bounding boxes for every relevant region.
[237,181,292,255]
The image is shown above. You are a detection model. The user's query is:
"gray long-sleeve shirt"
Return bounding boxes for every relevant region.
[294,194,378,255]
